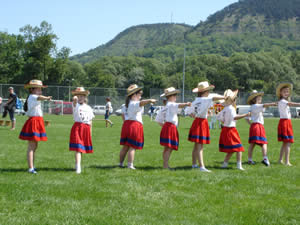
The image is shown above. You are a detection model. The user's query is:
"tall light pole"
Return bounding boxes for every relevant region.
[182,43,186,102]
[67,78,74,102]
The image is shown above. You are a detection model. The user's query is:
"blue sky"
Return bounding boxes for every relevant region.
[1,0,238,56]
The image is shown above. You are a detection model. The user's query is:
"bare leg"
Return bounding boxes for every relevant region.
[75,152,82,173]
[195,143,204,168]
[261,144,267,157]
[224,153,233,162]
[192,144,197,165]
[278,143,285,164]
[284,142,292,166]
[163,147,172,169]
[11,120,16,130]
[248,143,255,162]
[27,141,37,169]
[127,147,136,168]
[119,145,129,166]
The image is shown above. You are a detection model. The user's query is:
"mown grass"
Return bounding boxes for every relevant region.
[0,115,299,225]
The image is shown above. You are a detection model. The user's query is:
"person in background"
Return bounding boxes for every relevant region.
[105,97,114,127]
[2,87,17,130]
[149,103,155,121]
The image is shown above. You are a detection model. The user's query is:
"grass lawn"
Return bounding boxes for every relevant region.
[0,114,299,224]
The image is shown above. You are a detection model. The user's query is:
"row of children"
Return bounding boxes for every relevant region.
[18,80,298,174]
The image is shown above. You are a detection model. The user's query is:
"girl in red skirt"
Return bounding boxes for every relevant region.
[246,90,277,166]
[19,80,52,174]
[186,81,224,172]
[70,87,95,174]
[119,84,156,169]
[159,87,191,169]
[276,83,300,166]
[217,89,250,170]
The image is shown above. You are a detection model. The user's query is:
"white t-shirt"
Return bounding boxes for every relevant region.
[249,104,264,124]
[165,102,179,126]
[278,99,291,119]
[26,94,43,117]
[155,106,167,124]
[106,101,113,113]
[127,101,144,124]
[121,104,129,121]
[217,105,236,127]
[73,103,95,125]
[185,97,213,119]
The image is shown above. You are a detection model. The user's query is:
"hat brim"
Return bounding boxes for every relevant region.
[192,85,215,93]
[24,84,47,89]
[160,90,180,97]
[247,92,264,105]
[72,91,90,96]
[225,90,238,103]
[127,87,143,96]
[276,83,293,98]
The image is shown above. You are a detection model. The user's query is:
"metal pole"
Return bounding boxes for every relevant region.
[182,44,186,102]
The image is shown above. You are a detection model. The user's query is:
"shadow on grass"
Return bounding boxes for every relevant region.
[89,165,120,170]
[0,168,28,173]
[37,167,74,172]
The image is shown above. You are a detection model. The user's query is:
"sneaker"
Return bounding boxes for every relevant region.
[128,165,136,170]
[76,167,81,174]
[248,160,256,165]
[192,165,200,169]
[28,168,37,174]
[110,123,114,127]
[261,160,270,167]
[237,166,245,171]
[200,167,211,172]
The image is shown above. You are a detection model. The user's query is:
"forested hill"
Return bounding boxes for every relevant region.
[71,23,192,64]
[189,0,300,39]
[72,0,300,64]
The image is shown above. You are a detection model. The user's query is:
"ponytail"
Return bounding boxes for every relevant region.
[24,95,29,112]
[125,96,130,108]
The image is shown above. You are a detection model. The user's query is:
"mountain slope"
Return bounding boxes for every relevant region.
[71,23,192,64]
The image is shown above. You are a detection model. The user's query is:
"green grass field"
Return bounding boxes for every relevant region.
[0,114,299,225]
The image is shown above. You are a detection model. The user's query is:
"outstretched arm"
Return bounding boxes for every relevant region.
[212,96,225,102]
[140,99,157,107]
[263,102,277,107]
[178,102,192,108]
[234,112,251,120]
[288,102,300,107]
[37,95,52,101]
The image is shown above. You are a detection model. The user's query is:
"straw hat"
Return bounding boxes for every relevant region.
[224,89,238,103]
[192,81,215,93]
[127,84,142,96]
[71,87,90,96]
[276,83,293,99]
[24,80,47,89]
[247,90,264,104]
[160,87,180,97]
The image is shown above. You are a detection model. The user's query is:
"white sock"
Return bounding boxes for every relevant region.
[119,162,124,167]
[237,161,242,168]
[248,158,252,161]
[192,164,198,168]
[263,156,268,161]
[128,162,134,168]
[222,161,228,168]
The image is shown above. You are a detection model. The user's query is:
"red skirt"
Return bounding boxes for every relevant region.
[160,122,179,150]
[188,118,210,144]
[219,127,244,153]
[19,117,47,142]
[278,119,294,143]
[120,120,144,150]
[248,123,268,145]
[69,122,93,153]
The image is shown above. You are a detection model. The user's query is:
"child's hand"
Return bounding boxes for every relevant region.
[247,112,251,117]
[48,96,52,101]
[150,99,157,104]
[186,102,192,107]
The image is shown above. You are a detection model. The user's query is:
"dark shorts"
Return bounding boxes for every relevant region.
[9,108,16,121]
[105,110,110,120]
